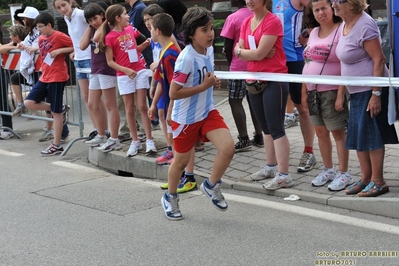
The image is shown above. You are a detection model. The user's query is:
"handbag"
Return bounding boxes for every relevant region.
[245,80,268,94]
[307,25,340,116]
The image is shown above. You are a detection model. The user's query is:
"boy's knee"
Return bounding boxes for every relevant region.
[24,100,33,109]
[224,143,235,159]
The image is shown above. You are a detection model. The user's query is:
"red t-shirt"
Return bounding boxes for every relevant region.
[240,12,287,74]
[105,25,146,76]
[38,30,73,83]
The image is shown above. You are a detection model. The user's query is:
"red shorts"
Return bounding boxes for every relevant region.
[171,110,228,153]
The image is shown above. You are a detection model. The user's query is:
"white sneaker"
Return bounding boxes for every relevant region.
[328,171,353,191]
[263,173,294,190]
[311,166,336,187]
[145,139,157,153]
[0,131,13,140]
[127,140,142,157]
[250,165,277,181]
[84,135,107,147]
[100,138,122,153]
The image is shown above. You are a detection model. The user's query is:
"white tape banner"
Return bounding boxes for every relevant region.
[213,71,399,87]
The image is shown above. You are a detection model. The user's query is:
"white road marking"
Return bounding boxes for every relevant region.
[50,163,399,235]
[52,161,107,173]
[223,193,399,235]
[0,149,24,157]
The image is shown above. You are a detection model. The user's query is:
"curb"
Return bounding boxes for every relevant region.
[89,147,399,219]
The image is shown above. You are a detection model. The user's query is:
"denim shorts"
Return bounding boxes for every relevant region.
[346,88,398,151]
[74,59,91,79]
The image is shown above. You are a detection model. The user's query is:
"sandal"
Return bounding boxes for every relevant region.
[345,180,367,195]
[357,182,389,197]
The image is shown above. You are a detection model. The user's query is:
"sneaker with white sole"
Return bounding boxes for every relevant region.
[311,166,336,187]
[250,165,277,181]
[161,192,183,221]
[12,105,26,116]
[328,171,353,191]
[263,173,294,190]
[297,152,317,172]
[39,130,54,142]
[127,140,142,157]
[284,114,298,129]
[146,139,157,153]
[41,143,64,156]
[200,179,228,211]
[156,149,173,165]
[100,138,122,152]
[85,135,107,147]
[0,131,13,140]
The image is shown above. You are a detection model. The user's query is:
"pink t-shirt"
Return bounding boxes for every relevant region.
[221,7,252,71]
[105,25,146,76]
[240,12,287,74]
[336,12,388,94]
[302,23,342,92]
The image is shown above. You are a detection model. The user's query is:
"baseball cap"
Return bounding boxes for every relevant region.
[17,6,39,19]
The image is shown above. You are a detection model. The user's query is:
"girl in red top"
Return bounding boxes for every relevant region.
[97,4,156,157]
[234,0,292,191]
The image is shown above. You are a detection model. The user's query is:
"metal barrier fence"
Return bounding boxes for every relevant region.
[0,49,86,156]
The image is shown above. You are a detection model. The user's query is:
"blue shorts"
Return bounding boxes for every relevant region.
[26,81,66,113]
[74,59,91,79]
[157,93,166,110]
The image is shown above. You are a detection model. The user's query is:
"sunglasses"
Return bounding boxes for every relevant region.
[331,0,348,4]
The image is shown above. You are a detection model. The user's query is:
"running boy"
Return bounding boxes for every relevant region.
[161,7,235,220]
[24,12,73,155]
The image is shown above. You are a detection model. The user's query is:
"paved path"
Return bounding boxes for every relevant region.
[87,89,399,219]
[4,89,399,219]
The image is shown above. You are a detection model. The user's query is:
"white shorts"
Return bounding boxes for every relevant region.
[89,74,117,90]
[167,124,172,134]
[117,69,149,95]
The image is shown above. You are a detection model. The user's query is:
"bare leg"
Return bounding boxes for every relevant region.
[356,151,372,184]
[331,128,348,172]
[158,108,172,146]
[123,94,138,141]
[52,112,62,145]
[315,125,333,168]
[369,148,385,185]
[205,128,235,185]
[295,103,315,148]
[168,150,192,194]
[11,84,23,104]
[136,89,152,139]
[88,89,106,135]
[102,87,119,139]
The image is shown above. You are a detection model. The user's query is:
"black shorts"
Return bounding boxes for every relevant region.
[286,61,304,104]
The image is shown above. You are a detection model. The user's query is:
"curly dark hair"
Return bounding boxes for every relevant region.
[303,0,342,29]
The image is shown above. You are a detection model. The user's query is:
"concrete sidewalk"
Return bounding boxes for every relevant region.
[87,89,399,219]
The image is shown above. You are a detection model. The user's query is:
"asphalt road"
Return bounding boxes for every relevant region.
[1,129,399,266]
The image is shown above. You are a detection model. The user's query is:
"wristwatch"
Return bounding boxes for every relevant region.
[372,90,382,97]
[236,48,241,56]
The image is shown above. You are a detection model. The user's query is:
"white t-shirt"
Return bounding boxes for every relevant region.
[64,8,91,60]
[151,40,162,64]
[171,44,215,124]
